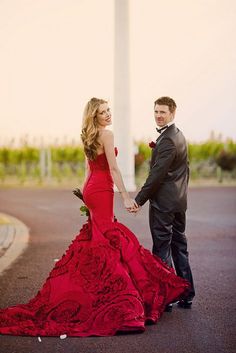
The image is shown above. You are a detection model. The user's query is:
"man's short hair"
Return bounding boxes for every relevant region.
[154,96,177,113]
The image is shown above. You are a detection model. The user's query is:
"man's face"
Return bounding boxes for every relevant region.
[154,104,175,127]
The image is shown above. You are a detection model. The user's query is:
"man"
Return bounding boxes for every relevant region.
[135,96,195,311]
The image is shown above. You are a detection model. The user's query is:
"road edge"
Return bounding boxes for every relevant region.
[0,213,30,275]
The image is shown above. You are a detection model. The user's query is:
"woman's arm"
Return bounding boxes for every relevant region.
[100,130,138,210]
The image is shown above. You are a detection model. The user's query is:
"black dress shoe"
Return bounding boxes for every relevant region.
[177,299,192,309]
[164,304,173,312]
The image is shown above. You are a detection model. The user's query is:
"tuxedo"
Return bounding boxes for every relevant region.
[135,124,195,300]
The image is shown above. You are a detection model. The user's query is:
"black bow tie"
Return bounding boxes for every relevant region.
[156,126,168,134]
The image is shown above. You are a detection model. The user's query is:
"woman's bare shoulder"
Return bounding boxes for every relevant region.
[99,129,113,140]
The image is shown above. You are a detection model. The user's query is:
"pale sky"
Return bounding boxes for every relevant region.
[0,0,236,145]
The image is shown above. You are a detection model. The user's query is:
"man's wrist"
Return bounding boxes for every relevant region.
[134,197,140,206]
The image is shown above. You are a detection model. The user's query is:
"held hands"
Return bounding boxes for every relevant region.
[120,191,141,214]
[123,197,141,214]
[129,201,141,214]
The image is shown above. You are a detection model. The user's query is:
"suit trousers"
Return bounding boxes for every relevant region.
[149,205,195,300]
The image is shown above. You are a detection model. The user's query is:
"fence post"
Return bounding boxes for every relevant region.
[40,149,46,180]
[46,148,52,182]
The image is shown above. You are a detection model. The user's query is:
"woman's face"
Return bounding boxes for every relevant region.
[96,103,112,128]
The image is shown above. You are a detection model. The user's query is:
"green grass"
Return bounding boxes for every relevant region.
[0,138,235,187]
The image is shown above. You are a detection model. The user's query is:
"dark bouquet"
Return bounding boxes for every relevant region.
[73,188,90,217]
[73,188,84,201]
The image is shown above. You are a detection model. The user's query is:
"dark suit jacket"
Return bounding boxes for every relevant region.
[135,124,189,212]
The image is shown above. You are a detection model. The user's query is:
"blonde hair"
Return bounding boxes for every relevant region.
[81,97,107,160]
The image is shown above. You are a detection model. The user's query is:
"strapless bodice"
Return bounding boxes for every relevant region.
[88,147,118,172]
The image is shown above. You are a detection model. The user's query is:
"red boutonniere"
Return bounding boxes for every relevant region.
[149,141,156,149]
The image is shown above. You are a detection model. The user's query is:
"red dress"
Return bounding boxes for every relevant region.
[0,149,189,337]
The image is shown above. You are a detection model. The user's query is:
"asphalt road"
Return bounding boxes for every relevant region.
[0,187,236,353]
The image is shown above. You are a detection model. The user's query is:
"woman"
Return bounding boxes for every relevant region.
[0,98,189,337]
